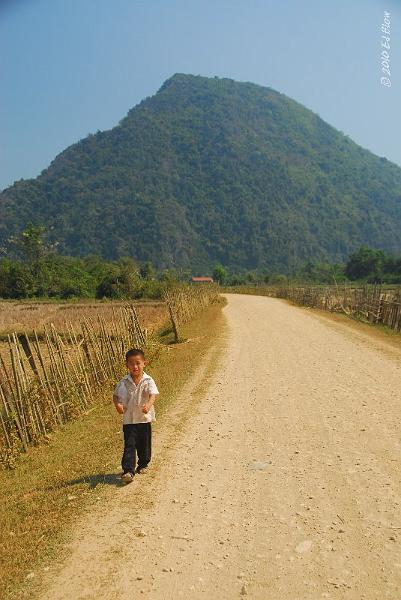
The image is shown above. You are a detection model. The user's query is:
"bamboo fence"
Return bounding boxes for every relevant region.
[0,303,147,465]
[163,283,220,342]
[0,286,221,465]
[264,284,401,331]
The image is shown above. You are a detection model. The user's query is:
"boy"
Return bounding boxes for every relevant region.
[113,348,159,484]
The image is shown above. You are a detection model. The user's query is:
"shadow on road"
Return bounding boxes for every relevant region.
[66,472,124,488]
[42,472,124,492]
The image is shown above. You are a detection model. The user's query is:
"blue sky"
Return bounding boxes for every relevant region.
[0,0,400,190]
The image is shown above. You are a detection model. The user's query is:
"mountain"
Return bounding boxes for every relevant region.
[1,73,401,273]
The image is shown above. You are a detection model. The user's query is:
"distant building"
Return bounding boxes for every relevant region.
[190,276,214,283]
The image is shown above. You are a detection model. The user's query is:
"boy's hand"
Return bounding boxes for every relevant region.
[115,403,125,415]
[142,404,150,414]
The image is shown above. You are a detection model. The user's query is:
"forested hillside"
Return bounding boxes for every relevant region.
[1,73,401,272]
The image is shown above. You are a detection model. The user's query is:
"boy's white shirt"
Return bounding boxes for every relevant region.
[114,371,159,424]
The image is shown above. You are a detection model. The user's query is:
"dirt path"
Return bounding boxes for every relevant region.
[38,294,401,600]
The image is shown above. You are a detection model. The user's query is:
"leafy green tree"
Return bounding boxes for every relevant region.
[226,273,246,286]
[269,273,288,285]
[345,246,386,281]
[117,257,143,297]
[7,223,54,296]
[19,223,47,264]
[245,270,258,283]
[45,255,94,298]
[160,269,179,285]
[296,261,347,284]
[139,261,156,280]
[96,259,146,299]
[7,262,36,298]
[96,265,126,299]
[213,264,227,285]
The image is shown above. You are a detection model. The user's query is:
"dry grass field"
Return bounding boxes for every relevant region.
[0,300,169,338]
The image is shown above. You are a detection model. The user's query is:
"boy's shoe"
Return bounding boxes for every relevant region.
[135,466,149,474]
[121,472,134,484]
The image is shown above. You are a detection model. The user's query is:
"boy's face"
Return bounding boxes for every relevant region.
[126,354,146,377]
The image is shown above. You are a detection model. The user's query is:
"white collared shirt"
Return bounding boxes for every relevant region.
[114,371,159,424]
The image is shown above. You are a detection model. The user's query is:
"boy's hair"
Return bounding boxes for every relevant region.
[125,348,145,361]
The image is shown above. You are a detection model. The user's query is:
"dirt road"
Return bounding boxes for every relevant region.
[39,294,401,599]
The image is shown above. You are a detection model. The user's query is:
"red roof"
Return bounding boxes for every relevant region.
[191,276,214,282]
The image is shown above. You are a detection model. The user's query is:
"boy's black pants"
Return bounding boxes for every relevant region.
[122,423,152,474]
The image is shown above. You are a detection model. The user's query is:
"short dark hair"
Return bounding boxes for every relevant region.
[125,348,145,361]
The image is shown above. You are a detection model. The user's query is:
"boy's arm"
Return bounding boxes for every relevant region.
[113,394,125,414]
[148,393,157,408]
[142,393,157,413]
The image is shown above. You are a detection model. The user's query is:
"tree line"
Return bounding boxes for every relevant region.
[1,225,400,300]
[208,246,401,286]
[0,224,189,299]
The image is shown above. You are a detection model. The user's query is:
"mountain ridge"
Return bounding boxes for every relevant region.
[1,73,401,272]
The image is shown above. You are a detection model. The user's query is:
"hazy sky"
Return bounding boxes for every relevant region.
[0,0,400,190]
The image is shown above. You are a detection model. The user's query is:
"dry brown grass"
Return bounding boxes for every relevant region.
[0,301,169,372]
[0,300,169,338]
